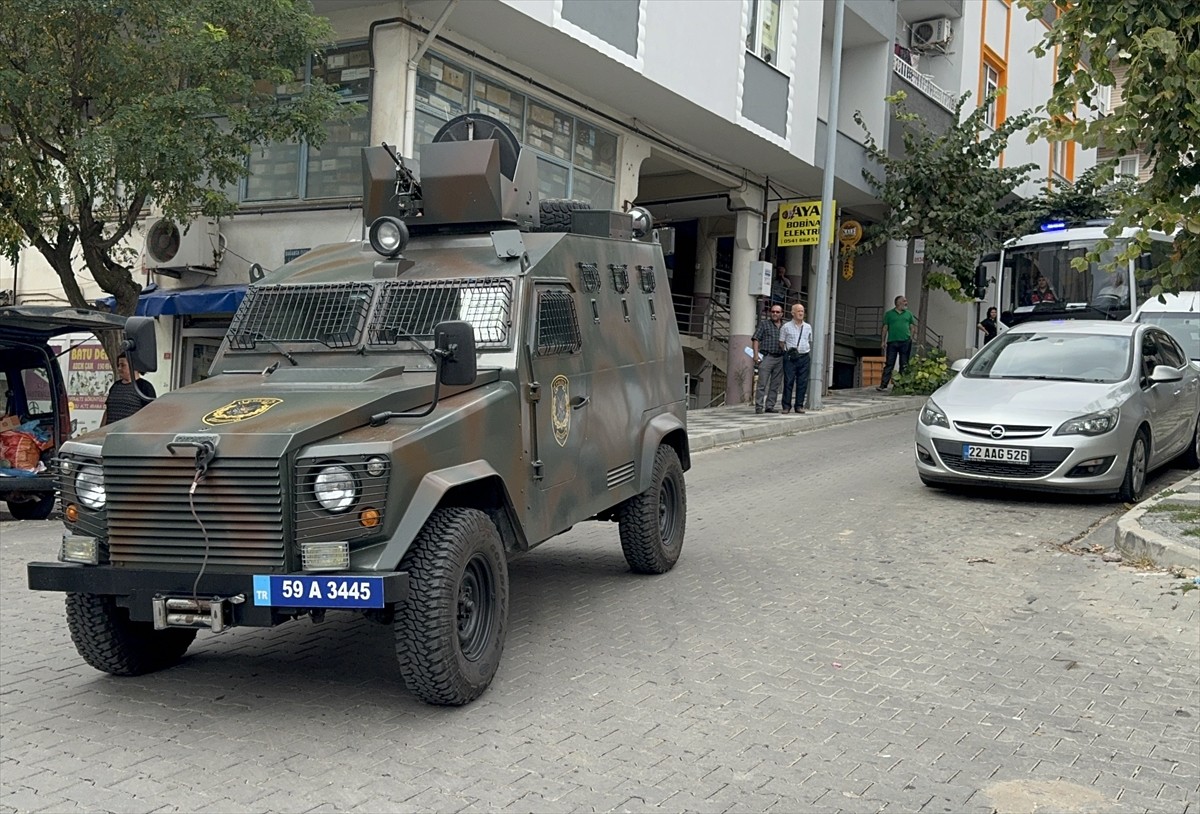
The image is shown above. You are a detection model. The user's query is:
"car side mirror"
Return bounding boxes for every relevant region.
[122,317,158,374]
[950,358,970,373]
[435,320,477,386]
[1149,364,1183,384]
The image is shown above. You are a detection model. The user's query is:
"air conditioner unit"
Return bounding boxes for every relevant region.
[144,217,220,273]
[911,18,952,50]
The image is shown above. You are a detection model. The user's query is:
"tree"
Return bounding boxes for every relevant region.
[1020,0,1200,294]
[0,0,347,324]
[854,91,1039,345]
[1018,163,1139,230]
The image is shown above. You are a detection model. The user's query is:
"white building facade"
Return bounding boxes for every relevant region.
[2,0,1090,405]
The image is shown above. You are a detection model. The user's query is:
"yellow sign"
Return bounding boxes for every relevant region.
[203,398,283,426]
[840,219,863,280]
[778,199,836,247]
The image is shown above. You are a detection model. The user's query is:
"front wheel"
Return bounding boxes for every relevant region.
[618,445,686,574]
[395,508,509,706]
[65,593,196,676]
[1116,430,1149,503]
[7,493,55,520]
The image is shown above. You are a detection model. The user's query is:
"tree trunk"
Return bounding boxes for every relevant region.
[916,260,931,351]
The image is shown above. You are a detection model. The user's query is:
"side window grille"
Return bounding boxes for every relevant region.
[370,278,512,347]
[637,265,656,293]
[228,283,373,349]
[578,262,601,293]
[610,263,629,293]
[536,290,582,356]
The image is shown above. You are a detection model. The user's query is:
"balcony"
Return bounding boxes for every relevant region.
[892,53,957,113]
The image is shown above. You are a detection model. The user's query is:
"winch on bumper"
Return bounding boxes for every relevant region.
[27,562,410,630]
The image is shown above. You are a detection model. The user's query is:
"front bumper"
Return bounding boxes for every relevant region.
[914,425,1128,495]
[27,562,409,627]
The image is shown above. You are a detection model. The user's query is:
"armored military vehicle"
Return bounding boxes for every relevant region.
[27,115,688,705]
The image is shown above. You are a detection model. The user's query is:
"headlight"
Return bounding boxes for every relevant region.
[365,456,387,477]
[368,216,409,257]
[314,465,357,513]
[919,399,950,429]
[1056,408,1119,436]
[75,464,106,510]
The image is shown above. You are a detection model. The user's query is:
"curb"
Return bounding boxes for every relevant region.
[1114,472,1200,572]
[687,395,925,453]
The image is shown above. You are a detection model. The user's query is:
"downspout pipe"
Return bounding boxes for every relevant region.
[403,0,459,158]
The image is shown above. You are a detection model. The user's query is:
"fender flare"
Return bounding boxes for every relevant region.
[634,409,690,493]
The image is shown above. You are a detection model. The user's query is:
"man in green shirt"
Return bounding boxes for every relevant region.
[878,295,918,391]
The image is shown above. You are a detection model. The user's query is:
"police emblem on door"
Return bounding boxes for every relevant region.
[551,375,570,446]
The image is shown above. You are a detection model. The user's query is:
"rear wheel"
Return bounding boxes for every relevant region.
[1181,416,1200,470]
[7,493,55,520]
[65,593,196,676]
[1117,430,1149,503]
[618,445,686,574]
[395,508,508,706]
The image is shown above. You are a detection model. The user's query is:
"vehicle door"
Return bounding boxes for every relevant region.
[525,282,591,537]
[1152,330,1198,457]
[1139,329,1190,462]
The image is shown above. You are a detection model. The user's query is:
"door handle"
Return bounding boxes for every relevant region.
[571,395,590,410]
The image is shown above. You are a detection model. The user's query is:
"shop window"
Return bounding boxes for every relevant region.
[746,0,781,65]
[415,51,617,208]
[243,43,371,203]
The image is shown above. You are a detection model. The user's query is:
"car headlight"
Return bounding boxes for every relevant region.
[313,465,357,513]
[1055,408,1119,436]
[75,464,106,510]
[919,399,950,429]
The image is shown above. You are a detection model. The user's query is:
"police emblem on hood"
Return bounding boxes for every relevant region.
[551,375,570,446]
[203,398,284,425]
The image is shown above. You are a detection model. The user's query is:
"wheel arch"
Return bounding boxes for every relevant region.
[357,462,526,571]
[637,412,690,487]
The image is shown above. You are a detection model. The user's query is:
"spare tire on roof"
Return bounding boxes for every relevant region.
[537,198,592,232]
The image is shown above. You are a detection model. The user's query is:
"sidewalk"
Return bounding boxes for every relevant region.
[686,387,1200,574]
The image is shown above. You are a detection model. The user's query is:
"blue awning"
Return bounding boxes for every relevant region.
[96,284,246,317]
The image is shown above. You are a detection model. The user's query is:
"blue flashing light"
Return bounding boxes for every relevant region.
[1040,220,1068,232]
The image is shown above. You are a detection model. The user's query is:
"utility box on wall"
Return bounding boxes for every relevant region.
[748,260,772,296]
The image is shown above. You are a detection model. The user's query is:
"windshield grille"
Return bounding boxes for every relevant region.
[369,278,512,348]
[228,283,374,349]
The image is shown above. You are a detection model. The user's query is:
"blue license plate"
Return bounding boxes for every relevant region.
[252,575,386,609]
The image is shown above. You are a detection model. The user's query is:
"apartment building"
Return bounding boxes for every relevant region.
[2,0,1087,405]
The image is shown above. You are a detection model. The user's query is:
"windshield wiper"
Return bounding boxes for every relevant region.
[995,374,1091,382]
[253,334,298,366]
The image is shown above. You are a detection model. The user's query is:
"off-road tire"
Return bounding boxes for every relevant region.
[537,198,591,232]
[65,593,196,676]
[7,494,55,520]
[395,507,508,706]
[1180,416,1200,470]
[618,445,686,574]
[1116,430,1149,503]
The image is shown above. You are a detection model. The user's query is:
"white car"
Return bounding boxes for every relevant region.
[1129,291,1199,364]
[915,321,1200,501]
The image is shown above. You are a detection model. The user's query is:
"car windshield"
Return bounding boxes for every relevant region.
[1138,313,1200,361]
[963,331,1132,383]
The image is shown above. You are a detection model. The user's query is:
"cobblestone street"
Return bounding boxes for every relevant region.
[2,412,1197,813]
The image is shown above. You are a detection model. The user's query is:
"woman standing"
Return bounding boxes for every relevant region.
[978,307,999,344]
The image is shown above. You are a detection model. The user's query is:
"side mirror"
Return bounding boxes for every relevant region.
[122,317,158,374]
[1149,364,1183,384]
[973,264,988,292]
[950,358,970,373]
[1136,253,1155,272]
[435,320,477,386]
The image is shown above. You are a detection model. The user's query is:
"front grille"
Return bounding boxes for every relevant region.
[106,456,285,570]
[933,440,1071,479]
[953,420,1051,439]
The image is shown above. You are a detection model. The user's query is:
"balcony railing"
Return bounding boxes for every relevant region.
[892,54,957,113]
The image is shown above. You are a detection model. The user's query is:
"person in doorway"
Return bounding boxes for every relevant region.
[102,356,156,425]
[780,303,812,414]
[770,265,791,306]
[978,306,999,344]
[751,305,786,414]
[1030,273,1057,304]
[877,295,917,391]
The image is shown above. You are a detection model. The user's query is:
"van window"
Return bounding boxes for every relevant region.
[535,290,581,356]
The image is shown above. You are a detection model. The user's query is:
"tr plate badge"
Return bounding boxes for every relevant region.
[551,375,570,446]
[203,398,283,426]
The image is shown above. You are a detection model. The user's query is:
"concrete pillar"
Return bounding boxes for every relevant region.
[884,239,908,309]
[727,204,765,405]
